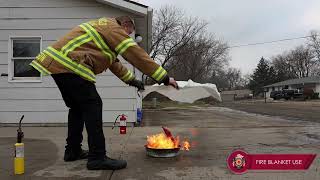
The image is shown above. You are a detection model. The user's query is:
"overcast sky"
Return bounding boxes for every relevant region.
[138,0,320,74]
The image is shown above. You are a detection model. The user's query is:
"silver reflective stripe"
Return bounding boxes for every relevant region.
[79,23,116,63]
[152,66,167,82]
[44,46,96,82]
[30,60,51,75]
[61,33,92,56]
[115,38,137,55]
[121,70,134,82]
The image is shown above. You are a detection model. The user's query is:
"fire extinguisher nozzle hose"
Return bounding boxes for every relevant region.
[112,115,122,130]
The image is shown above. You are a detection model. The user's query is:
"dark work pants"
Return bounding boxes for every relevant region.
[52,73,106,160]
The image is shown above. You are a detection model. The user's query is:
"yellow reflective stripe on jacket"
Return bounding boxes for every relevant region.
[121,70,134,82]
[44,47,96,82]
[61,33,92,56]
[152,66,167,82]
[79,23,116,62]
[30,60,51,75]
[115,38,136,55]
[35,52,47,62]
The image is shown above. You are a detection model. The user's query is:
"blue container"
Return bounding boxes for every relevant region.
[137,108,142,125]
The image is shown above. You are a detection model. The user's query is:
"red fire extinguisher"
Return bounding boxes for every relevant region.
[112,114,127,134]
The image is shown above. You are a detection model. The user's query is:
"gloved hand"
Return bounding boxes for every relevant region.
[162,76,179,89]
[168,77,179,89]
[128,79,145,91]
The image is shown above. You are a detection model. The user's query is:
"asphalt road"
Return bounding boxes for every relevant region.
[221,100,320,123]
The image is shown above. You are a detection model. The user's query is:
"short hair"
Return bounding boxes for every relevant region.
[115,16,135,29]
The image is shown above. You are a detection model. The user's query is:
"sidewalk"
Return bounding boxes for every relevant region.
[1,107,320,179]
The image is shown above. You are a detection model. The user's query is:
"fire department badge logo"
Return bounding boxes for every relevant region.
[232,154,246,169]
[227,150,250,174]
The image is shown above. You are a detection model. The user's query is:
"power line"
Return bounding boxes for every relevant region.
[228,35,314,49]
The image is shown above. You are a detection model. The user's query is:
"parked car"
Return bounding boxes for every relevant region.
[270,88,314,100]
[270,90,283,100]
[282,89,302,100]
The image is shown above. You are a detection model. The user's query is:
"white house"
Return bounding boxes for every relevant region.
[0,0,152,125]
[264,76,320,98]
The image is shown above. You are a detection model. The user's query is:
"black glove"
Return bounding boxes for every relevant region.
[128,79,145,91]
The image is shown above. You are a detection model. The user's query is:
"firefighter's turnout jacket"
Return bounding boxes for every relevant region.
[30,17,168,84]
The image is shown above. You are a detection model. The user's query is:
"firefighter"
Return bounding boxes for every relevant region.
[30,16,178,170]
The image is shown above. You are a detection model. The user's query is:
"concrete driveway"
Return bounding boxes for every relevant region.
[0,106,319,180]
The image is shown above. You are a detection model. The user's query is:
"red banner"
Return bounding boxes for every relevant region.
[249,154,316,170]
[227,150,316,174]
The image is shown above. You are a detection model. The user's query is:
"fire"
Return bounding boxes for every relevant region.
[147,133,179,149]
[146,133,191,151]
[182,141,190,151]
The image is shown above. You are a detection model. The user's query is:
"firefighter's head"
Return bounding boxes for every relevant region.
[116,16,135,35]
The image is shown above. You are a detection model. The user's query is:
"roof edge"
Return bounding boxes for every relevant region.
[123,0,148,8]
[264,76,320,88]
[96,0,150,15]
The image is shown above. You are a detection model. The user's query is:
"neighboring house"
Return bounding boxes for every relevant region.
[264,76,320,98]
[220,89,252,102]
[0,0,152,124]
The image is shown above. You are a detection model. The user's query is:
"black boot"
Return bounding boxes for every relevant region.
[64,148,89,162]
[87,156,127,170]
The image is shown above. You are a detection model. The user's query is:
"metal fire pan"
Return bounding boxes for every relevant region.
[145,145,181,158]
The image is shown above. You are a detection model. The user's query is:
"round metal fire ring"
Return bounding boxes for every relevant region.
[145,145,181,158]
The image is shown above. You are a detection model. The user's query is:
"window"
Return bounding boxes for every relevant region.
[9,37,42,82]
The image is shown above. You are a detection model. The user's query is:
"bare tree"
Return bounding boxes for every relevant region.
[150,5,208,68]
[209,67,247,90]
[240,74,251,88]
[288,45,316,77]
[210,69,229,90]
[271,45,318,79]
[271,53,297,81]
[150,6,182,60]
[167,32,229,83]
[225,68,242,89]
[308,31,320,62]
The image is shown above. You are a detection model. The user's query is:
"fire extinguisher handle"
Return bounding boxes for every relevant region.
[112,115,121,129]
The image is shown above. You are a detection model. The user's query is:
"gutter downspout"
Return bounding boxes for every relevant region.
[142,7,153,84]
[147,7,153,54]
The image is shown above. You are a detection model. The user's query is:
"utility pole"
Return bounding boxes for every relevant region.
[264,89,267,103]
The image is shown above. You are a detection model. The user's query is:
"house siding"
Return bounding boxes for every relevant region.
[314,84,320,98]
[0,0,149,123]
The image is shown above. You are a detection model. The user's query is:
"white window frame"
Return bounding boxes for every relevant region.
[8,36,42,83]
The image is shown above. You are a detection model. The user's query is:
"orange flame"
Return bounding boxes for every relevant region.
[147,133,179,149]
[182,141,190,151]
[146,133,191,151]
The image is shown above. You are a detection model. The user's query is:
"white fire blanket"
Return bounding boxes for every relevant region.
[142,80,221,103]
